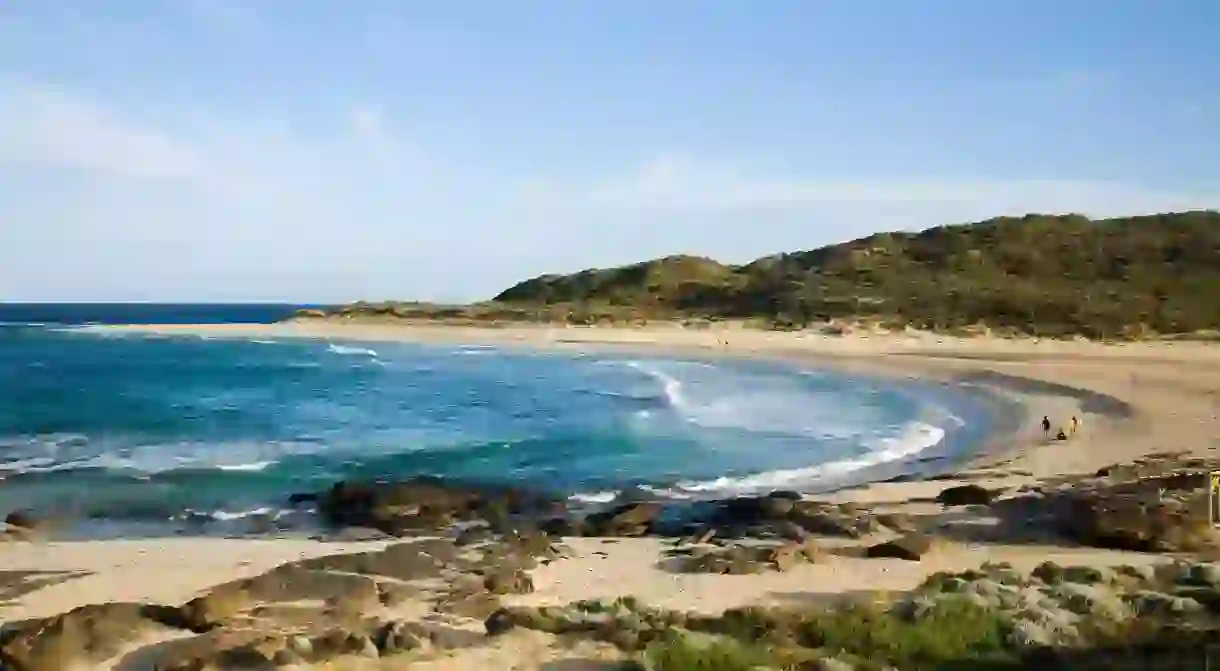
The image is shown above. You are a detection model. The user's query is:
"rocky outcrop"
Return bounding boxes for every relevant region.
[1049,463,1220,552]
[935,484,997,506]
[673,539,825,574]
[0,535,567,671]
[865,532,934,560]
[583,502,663,536]
[311,477,565,535]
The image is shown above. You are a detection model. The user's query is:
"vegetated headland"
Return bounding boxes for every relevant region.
[290,210,1220,341]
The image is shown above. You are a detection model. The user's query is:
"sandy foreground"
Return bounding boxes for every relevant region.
[3,322,1219,668]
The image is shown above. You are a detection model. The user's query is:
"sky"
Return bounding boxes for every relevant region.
[2,1,1218,303]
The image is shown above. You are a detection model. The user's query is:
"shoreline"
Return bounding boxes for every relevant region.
[7,320,1025,542]
[3,321,1219,667]
[91,321,1159,476]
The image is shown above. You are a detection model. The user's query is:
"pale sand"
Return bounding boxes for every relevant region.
[0,538,391,622]
[5,322,1219,668]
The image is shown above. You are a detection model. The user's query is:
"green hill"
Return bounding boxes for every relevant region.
[295,210,1220,338]
[490,211,1220,338]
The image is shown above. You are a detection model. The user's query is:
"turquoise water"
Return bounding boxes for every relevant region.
[0,308,1002,536]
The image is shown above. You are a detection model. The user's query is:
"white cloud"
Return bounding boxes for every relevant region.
[522,152,1219,220]
[0,83,205,179]
[1,84,1216,302]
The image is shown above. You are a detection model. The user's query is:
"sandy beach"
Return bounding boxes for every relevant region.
[4,321,1220,669]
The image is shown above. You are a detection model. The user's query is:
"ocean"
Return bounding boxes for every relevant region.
[0,304,1004,538]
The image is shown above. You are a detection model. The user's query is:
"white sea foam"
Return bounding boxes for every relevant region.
[665,421,947,496]
[182,507,292,522]
[623,359,881,438]
[214,460,277,472]
[0,438,310,475]
[568,490,618,504]
[327,343,378,357]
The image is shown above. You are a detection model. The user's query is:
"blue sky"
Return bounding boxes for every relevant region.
[2,1,1218,302]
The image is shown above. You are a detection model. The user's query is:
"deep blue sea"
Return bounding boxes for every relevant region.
[0,304,1003,537]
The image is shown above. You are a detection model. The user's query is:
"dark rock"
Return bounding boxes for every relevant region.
[147,631,289,671]
[789,502,878,538]
[375,620,426,656]
[765,543,805,571]
[484,568,535,595]
[4,511,38,531]
[584,502,662,536]
[485,606,550,636]
[1055,480,1218,552]
[287,492,319,505]
[865,532,933,561]
[540,516,583,537]
[310,629,378,661]
[317,477,564,535]
[935,484,996,506]
[455,526,495,546]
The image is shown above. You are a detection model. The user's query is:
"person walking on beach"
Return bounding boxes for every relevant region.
[1041,415,1051,439]
[1070,415,1080,436]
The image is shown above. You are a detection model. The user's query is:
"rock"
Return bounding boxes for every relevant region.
[865,532,933,561]
[1055,477,1219,552]
[814,657,856,671]
[679,545,766,575]
[1179,562,1220,589]
[1126,589,1204,617]
[310,630,378,661]
[287,491,319,505]
[790,502,878,538]
[774,520,810,541]
[485,606,559,636]
[484,568,535,595]
[317,477,563,535]
[1048,582,1129,621]
[766,543,804,572]
[584,502,662,536]
[540,516,583,537]
[0,603,180,671]
[685,527,718,545]
[437,591,503,620]
[874,513,917,534]
[4,510,39,530]
[375,620,426,656]
[935,484,996,506]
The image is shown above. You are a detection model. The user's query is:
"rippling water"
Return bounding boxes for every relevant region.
[0,305,1002,536]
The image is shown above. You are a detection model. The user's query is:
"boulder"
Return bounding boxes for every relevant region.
[484,568,535,595]
[375,620,427,656]
[584,502,662,536]
[865,532,933,561]
[935,484,996,506]
[4,510,39,531]
[317,477,563,534]
[790,502,879,538]
[0,603,179,671]
[1056,482,1218,552]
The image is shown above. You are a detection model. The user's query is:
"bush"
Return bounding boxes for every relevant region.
[797,598,1015,669]
[638,633,769,671]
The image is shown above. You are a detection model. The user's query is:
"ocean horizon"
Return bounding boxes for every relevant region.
[0,303,1005,539]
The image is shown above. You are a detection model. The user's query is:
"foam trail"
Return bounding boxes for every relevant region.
[625,361,688,412]
[214,460,277,472]
[568,490,618,505]
[663,421,947,497]
[327,344,378,357]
